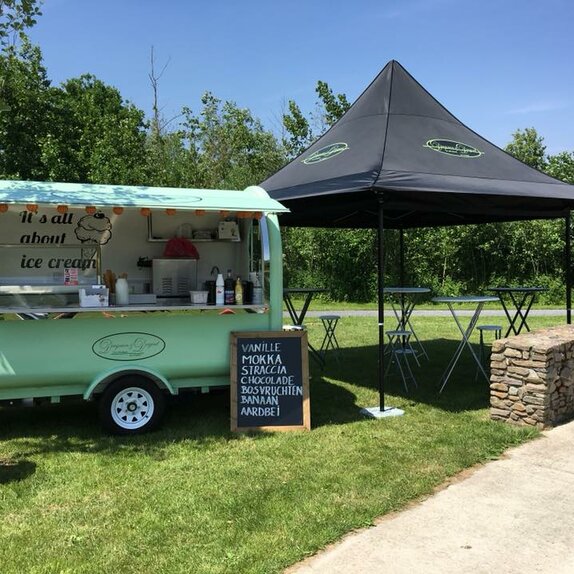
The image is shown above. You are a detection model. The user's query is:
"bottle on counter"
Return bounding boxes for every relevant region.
[244,280,253,304]
[215,273,224,305]
[115,273,130,306]
[252,272,263,305]
[205,280,216,305]
[235,276,244,305]
[224,269,235,305]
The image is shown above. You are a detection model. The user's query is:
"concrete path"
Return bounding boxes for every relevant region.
[286,420,574,574]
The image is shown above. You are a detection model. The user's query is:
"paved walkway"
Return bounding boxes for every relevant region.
[286,420,574,574]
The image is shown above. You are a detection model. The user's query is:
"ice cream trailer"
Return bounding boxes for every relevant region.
[0,180,288,434]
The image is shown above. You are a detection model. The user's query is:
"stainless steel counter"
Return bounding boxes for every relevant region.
[0,302,268,315]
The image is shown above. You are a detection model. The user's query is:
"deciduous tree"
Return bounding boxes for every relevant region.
[505,127,547,171]
[46,74,148,184]
[547,151,574,184]
[0,0,41,48]
[181,92,284,190]
[0,39,50,179]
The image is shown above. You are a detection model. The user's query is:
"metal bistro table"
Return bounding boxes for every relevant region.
[432,295,500,393]
[384,287,431,361]
[488,286,547,337]
[283,288,327,364]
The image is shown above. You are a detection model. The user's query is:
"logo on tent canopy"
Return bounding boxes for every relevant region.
[424,139,483,158]
[302,143,349,165]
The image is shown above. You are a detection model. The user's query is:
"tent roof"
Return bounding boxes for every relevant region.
[0,180,288,213]
[261,60,574,229]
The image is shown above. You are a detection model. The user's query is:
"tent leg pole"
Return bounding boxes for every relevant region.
[379,199,386,412]
[566,213,572,324]
[361,197,403,418]
[399,228,405,286]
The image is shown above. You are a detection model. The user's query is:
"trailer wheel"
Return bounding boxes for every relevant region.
[99,377,165,435]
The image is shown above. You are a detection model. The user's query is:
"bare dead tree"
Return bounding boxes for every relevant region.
[148,46,181,139]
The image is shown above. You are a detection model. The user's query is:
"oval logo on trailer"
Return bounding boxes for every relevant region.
[302,142,349,164]
[92,332,166,361]
[424,139,483,158]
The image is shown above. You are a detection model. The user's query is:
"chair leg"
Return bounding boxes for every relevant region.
[386,340,417,392]
[402,353,418,389]
[475,330,485,382]
[319,317,341,364]
[394,352,409,393]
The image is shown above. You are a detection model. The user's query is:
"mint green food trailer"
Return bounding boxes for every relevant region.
[0,180,288,434]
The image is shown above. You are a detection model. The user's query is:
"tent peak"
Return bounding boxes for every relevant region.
[261,61,574,229]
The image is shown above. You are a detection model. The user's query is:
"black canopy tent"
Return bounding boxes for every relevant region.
[261,60,574,415]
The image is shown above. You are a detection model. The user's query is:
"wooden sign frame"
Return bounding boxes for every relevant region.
[230,330,310,432]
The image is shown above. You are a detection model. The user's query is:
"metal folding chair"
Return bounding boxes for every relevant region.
[385,330,418,392]
[319,314,341,363]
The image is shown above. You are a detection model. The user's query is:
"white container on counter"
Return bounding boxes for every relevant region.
[190,290,208,305]
[115,277,130,306]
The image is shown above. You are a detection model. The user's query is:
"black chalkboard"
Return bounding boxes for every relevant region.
[230,331,310,432]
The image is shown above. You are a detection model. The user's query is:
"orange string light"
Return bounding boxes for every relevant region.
[0,204,8,213]
[57,205,68,214]
[113,206,124,215]
[85,206,97,215]
[165,208,176,215]
[194,209,206,216]
[140,208,151,217]
[26,204,38,213]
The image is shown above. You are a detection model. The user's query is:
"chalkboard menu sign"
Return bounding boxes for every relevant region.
[230,331,310,432]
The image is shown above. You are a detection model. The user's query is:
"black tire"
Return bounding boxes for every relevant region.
[98,376,165,435]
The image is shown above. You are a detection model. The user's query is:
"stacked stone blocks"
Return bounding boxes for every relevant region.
[489,325,574,428]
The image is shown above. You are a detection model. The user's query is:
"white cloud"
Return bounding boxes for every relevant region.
[506,101,569,115]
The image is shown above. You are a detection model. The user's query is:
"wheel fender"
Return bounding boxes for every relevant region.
[83,365,176,400]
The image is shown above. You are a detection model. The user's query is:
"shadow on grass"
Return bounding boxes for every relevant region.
[0,377,363,457]
[0,337,490,455]
[318,337,492,414]
[0,392,238,457]
[0,458,36,483]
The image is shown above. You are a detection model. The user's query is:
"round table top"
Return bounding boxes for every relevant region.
[488,286,547,293]
[384,287,431,294]
[432,295,500,304]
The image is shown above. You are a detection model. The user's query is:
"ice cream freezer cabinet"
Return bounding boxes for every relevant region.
[0,180,288,435]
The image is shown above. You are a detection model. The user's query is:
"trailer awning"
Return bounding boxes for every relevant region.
[0,180,289,214]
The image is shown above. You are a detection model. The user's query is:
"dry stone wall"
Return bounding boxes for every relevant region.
[489,325,574,428]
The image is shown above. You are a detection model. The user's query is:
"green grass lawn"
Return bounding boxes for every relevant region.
[0,315,560,574]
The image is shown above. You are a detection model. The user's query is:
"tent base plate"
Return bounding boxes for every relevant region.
[360,406,404,419]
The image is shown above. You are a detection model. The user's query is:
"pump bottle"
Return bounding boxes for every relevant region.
[215,273,224,305]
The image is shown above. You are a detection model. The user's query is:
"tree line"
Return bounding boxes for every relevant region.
[2,1,574,304]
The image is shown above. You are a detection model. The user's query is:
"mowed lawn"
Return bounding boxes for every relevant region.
[0,314,559,574]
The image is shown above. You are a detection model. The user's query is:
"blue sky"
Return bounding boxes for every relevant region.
[29,0,574,155]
